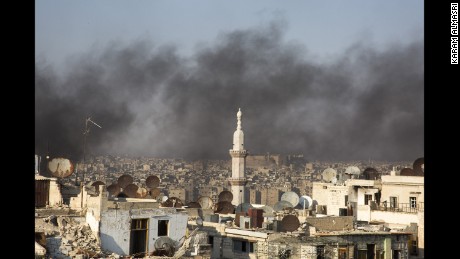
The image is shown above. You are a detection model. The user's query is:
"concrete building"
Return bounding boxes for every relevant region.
[249,189,261,204]
[86,185,189,256]
[260,187,281,207]
[312,174,424,258]
[190,214,411,259]
[228,108,248,205]
[369,175,424,258]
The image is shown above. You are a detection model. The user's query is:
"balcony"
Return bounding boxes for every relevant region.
[372,202,424,213]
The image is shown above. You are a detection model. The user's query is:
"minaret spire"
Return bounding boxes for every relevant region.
[237,108,242,130]
[229,108,248,205]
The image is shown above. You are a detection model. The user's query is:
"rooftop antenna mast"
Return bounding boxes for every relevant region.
[80,116,102,208]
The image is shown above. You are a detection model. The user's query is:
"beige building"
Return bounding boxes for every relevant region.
[311,174,424,258]
[260,188,281,207]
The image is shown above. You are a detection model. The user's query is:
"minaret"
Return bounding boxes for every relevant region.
[228,108,248,205]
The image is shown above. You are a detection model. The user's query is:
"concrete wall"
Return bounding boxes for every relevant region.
[312,182,330,207]
[370,211,419,225]
[306,216,354,231]
[357,205,371,221]
[417,211,424,258]
[49,179,63,206]
[70,187,90,209]
[99,207,188,256]
[313,183,358,216]
[326,185,349,216]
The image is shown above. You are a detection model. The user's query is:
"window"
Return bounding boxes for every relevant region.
[357,250,367,259]
[338,246,347,259]
[249,242,255,253]
[344,195,348,206]
[393,250,401,259]
[367,244,375,259]
[233,240,252,253]
[158,220,169,236]
[410,239,418,255]
[208,236,214,247]
[410,197,417,208]
[231,241,257,253]
[390,197,397,208]
[316,246,325,259]
[365,194,372,205]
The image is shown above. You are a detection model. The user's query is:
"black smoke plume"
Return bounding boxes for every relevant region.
[35,22,423,161]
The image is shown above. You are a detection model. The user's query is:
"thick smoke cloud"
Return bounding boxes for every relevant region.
[35,22,423,161]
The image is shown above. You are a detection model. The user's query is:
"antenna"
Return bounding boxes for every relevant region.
[80,116,102,208]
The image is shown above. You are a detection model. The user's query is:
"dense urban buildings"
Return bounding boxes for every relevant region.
[35,109,424,258]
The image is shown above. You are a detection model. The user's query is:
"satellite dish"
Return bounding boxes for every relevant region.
[299,195,313,209]
[322,168,337,183]
[274,200,294,212]
[47,158,74,178]
[345,166,361,175]
[186,202,201,208]
[281,192,300,207]
[136,187,148,198]
[196,217,203,227]
[331,177,337,184]
[197,196,213,210]
[123,184,139,198]
[281,215,300,232]
[261,205,274,216]
[363,167,380,180]
[215,201,235,214]
[149,188,161,199]
[235,202,253,213]
[413,157,424,176]
[154,236,175,250]
[117,192,128,198]
[107,183,121,197]
[146,175,160,188]
[162,197,183,208]
[118,174,133,188]
[218,190,233,202]
[400,168,416,176]
[154,236,175,257]
[161,196,169,202]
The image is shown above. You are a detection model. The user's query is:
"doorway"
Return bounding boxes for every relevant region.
[130,219,149,256]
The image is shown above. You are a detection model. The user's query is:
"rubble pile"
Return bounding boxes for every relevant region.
[42,216,121,258]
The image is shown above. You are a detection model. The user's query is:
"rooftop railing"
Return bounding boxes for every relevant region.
[373,202,424,213]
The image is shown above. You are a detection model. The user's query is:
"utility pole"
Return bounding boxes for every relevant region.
[80,116,102,209]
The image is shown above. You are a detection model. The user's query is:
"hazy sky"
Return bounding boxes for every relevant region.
[36,0,423,68]
[35,1,424,161]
